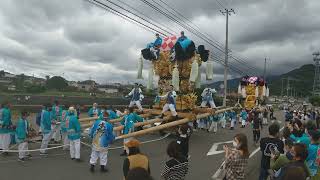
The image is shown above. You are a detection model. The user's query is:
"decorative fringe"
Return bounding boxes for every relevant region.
[172,65,180,91]
[262,85,266,96]
[147,66,154,90]
[238,84,241,94]
[195,69,201,89]
[241,87,247,98]
[206,61,213,80]
[137,56,143,79]
[255,87,259,97]
[189,60,199,82]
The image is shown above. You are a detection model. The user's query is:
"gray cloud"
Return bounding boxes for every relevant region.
[0,0,318,84]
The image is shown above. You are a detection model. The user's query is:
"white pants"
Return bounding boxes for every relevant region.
[231,118,236,128]
[262,118,268,125]
[40,132,53,153]
[161,104,177,116]
[241,118,246,126]
[209,121,218,133]
[150,47,159,59]
[0,134,11,151]
[62,132,69,150]
[129,101,143,111]
[90,149,108,166]
[201,100,216,108]
[51,124,61,142]
[199,119,209,129]
[18,142,29,159]
[220,119,226,128]
[70,139,80,159]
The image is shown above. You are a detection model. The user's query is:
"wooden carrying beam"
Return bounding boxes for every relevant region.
[79,109,153,123]
[80,114,173,129]
[80,113,154,129]
[115,107,234,139]
[113,115,175,131]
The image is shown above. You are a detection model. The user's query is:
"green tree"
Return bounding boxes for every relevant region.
[0,70,5,77]
[46,76,68,91]
[13,73,26,90]
[26,85,46,93]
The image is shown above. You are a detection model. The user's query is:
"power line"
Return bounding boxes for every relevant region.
[157,0,226,50]
[116,0,177,34]
[151,0,260,74]
[211,54,248,76]
[121,0,256,74]
[86,0,167,36]
[215,0,227,9]
[87,0,258,77]
[103,0,174,36]
[138,0,229,52]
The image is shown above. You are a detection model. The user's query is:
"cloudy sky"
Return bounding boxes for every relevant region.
[0,0,319,84]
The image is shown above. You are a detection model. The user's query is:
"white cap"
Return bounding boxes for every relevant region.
[68,106,76,113]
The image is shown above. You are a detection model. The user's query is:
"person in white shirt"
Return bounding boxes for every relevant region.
[200,88,217,108]
[159,85,178,119]
[126,83,143,112]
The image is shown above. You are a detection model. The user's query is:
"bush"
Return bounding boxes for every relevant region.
[46,76,68,90]
[26,85,46,93]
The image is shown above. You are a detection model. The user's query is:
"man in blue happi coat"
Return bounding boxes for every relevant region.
[148,33,163,60]
[88,103,101,117]
[89,113,115,172]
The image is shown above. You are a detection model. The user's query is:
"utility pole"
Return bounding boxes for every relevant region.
[263,58,267,81]
[312,52,320,96]
[281,78,284,97]
[220,8,235,106]
[286,77,290,97]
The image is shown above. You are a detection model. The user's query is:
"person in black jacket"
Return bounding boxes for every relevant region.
[252,108,263,145]
[161,141,189,180]
[259,123,284,180]
[177,124,192,159]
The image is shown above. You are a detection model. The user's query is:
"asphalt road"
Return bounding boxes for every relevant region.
[0,111,284,180]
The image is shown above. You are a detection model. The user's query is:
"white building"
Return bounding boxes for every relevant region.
[7,85,16,91]
[98,87,119,94]
[68,81,79,87]
[77,80,97,92]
